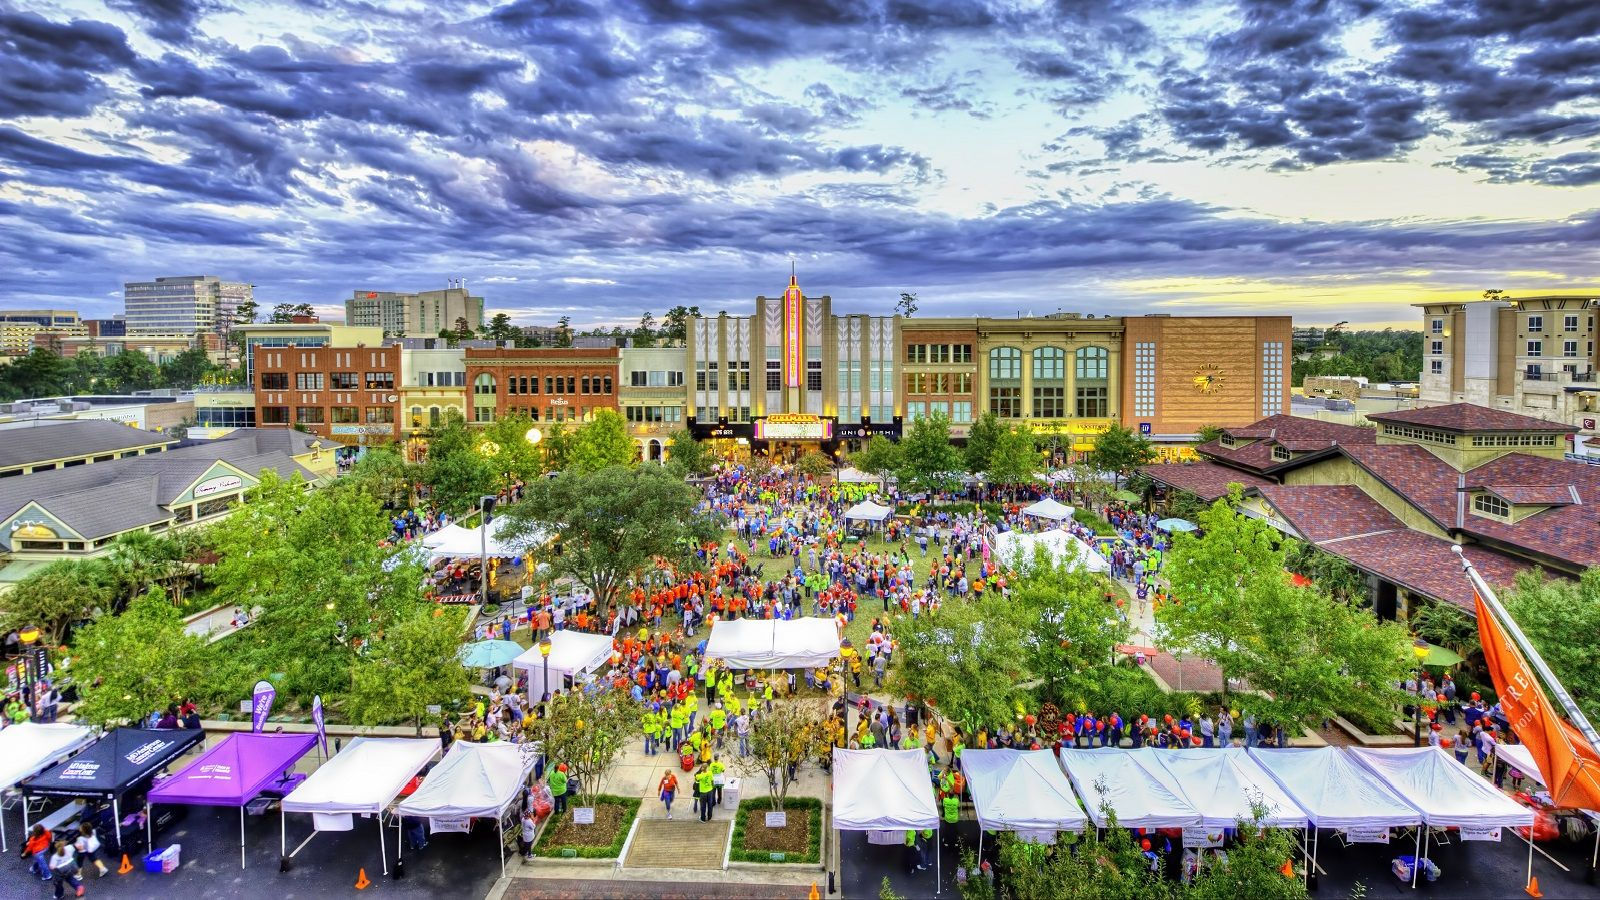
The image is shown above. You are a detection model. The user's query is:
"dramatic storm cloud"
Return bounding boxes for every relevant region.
[0,0,1596,326]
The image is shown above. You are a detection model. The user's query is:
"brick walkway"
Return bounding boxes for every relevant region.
[1145,650,1232,693]
[503,878,811,899]
[623,818,730,870]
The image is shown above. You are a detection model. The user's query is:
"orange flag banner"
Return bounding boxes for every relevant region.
[1474,590,1600,810]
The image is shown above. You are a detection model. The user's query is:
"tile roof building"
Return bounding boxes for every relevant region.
[0,420,176,475]
[1142,402,1592,616]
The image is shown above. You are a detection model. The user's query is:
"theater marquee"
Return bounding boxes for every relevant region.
[754,414,833,441]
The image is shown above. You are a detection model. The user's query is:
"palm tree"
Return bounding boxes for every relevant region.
[108,531,188,607]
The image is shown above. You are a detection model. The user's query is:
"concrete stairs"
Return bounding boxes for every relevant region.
[623,817,730,870]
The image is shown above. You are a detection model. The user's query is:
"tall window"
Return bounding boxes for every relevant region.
[1032,347,1065,418]
[988,347,1021,418]
[1074,346,1109,418]
[474,373,496,395]
[1527,315,1543,332]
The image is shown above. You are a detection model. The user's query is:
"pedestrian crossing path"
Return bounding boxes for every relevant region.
[623,818,730,870]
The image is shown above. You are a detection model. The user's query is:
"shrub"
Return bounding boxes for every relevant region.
[531,794,641,859]
[727,795,823,864]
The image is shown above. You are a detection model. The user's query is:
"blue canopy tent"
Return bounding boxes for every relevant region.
[1156,517,1198,533]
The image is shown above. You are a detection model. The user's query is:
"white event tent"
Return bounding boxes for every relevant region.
[1021,497,1074,521]
[511,630,616,700]
[1142,748,1309,830]
[962,749,1086,858]
[833,749,943,893]
[1057,748,1200,830]
[843,500,895,523]
[0,723,95,852]
[704,617,840,670]
[837,467,883,484]
[990,529,1109,574]
[280,737,439,875]
[1350,746,1535,887]
[421,522,531,559]
[396,741,534,876]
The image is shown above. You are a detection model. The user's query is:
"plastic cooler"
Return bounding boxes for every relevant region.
[143,844,182,873]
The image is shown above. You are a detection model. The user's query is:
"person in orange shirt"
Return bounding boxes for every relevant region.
[658,770,679,819]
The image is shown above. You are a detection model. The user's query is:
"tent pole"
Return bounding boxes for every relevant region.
[977,829,982,868]
[379,810,388,876]
[499,816,506,878]
[146,800,152,850]
[935,819,940,896]
[1527,831,1534,890]
[113,797,121,854]
[240,805,247,870]
[1411,826,1421,889]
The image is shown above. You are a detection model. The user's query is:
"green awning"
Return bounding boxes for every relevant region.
[1421,642,1465,667]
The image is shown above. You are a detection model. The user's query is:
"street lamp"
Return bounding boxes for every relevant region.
[538,636,553,706]
[480,495,498,610]
[18,625,40,716]
[1411,638,1430,747]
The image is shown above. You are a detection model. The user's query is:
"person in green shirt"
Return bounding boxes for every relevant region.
[709,757,726,806]
[941,792,959,824]
[859,729,877,749]
[685,693,699,730]
[694,766,716,821]
[710,705,728,747]
[548,764,569,815]
[669,704,687,747]
[763,682,774,712]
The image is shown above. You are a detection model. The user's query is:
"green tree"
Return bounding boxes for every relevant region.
[569,408,636,474]
[2,560,113,646]
[1007,553,1130,704]
[1504,567,1600,723]
[632,311,658,347]
[421,410,496,513]
[234,300,259,326]
[482,410,545,486]
[541,422,576,472]
[486,312,519,343]
[0,347,73,399]
[1195,424,1225,445]
[895,411,963,496]
[269,303,297,323]
[889,593,1027,736]
[159,345,215,389]
[69,588,209,724]
[986,424,1041,497]
[346,445,414,508]
[346,607,472,732]
[207,470,427,699]
[1087,424,1156,478]
[101,350,161,392]
[497,465,717,615]
[794,450,833,478]
[106,530,190,607]
[661,305,700,345]
[664,428,711,477]
[730,699,827,812]
[851,434,901,478]
[556,315,574,348]
[963,411,1002,474]
[529,689,641,808]
[895,292,918,317]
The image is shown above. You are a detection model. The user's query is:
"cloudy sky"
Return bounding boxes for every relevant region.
[3,0,1597,328]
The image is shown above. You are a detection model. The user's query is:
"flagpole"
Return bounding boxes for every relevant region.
[1453,545,1600,755]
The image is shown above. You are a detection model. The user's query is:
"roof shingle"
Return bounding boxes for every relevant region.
[1140,462,1271,501]
[0,420,174,469]
[1367,403,1575,433]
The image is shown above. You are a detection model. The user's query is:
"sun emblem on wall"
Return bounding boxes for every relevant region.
[1193,365,1224,394]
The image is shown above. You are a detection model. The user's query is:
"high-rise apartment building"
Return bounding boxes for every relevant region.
[1416,294,1600,454]
[344,284,484,338]
[123,276,253,337]
[0,309,85,354]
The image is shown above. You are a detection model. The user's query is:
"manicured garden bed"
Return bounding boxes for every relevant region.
[729,795,822,863]
[532,795,641,859]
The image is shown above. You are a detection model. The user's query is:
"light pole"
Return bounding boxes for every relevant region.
[480,495,498,610]
[1411,638,1430,747]
[18,625,39,716]
[538,636,553,706]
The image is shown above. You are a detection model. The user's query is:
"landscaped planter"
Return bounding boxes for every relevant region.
[532,795,641,859]
[728,796,822,864]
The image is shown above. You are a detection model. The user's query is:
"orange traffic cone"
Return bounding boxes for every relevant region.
[355,868,371,890]
[808,884,820,900]
[1526,875,1543,897]
[117,854,133,875]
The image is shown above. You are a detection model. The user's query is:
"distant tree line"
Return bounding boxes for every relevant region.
[1292,328,1422,386]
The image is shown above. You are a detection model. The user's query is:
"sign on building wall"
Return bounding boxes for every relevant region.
[784,279,802,388]
[331,424,395,436]
[193,474,244,497]
[755,414,832,441]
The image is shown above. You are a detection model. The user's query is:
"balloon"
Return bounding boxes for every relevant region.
[513,556,523,566]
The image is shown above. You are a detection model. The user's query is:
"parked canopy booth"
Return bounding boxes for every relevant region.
[833,749,942,894]
[1250,747,1423,886]
[511,630,616,701]
[147,733,318,869]
[962,749,1087,861]
[1021,497,1074,521]
[704,617,841,670]
[1350,746,1534,888]
[396,741,534,877]
[843,500,894,527]
[1057,748,1200,831]
[21,727,204,854]
[0,723,95,852]
[420,522,526,560]
[1142,748,1308,830]
[837,467,884,485]
[989,529,1109,574]
[280,737,438,876]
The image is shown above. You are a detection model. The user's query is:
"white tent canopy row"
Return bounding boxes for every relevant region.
[1348,747,1533,829]
[832,749,945,894]
[1142,748,1308,830]
[843,500,895,522]
[1021,497,1074,521]
[1248,747,1421,830]
[0,723,96,853]
[511,630,616,701]
[962,749,1087,833]
[280,737,439,876]
[396,741,534,877]
[1057,748,1200,830]
[703,617,841,670]
[421,521,543,560]
[989,528,1109,574]
[837,467,885,484]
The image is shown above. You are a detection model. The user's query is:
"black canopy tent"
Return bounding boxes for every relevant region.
[21,727,204,851]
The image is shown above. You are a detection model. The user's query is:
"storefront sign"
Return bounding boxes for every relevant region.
[194,474,243,497]
[551,398,569,405]
[331,424,394,436]
[755,414,832,441]
[834,422,901,440]
[784,279,802,387]
[1139,422,1152,435]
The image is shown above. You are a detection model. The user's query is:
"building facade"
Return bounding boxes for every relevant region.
[252,344,403,446]
[345,285,485,338]
[123,276,252,337]
[234,321,384,379]
[1417,295,1600,458]
[462,347,621,430]
[619,347,688,461]
[401,347,468,434]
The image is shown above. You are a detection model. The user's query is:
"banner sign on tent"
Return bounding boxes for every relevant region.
[311,695,327,757]
[250,680,276,733]
[1182,826,1226,848]
[1343,826,1391,843]
[1017,830,1057,845]
[765,811,787,828]
[429,817,470,834]
[866,830,904,845]
[573,807,595,825]
[1459,825,1502,842]
[313,812,353,832]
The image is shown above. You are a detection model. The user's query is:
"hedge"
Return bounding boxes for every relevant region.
[531,794,641,859]
[728,795,823,864]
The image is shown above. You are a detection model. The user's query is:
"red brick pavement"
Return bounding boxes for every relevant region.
[502,879,813,899]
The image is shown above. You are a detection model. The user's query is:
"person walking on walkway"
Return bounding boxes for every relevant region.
[49,839,82,898]
[549,764,569,816]
[695,765,716,821]
[658,770,678,820]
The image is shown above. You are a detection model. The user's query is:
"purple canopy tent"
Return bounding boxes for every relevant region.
[146,733,317,869]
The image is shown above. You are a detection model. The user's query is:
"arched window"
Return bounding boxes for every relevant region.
[1033,347,1065,418]
[1075,346,1109,417]
[988,347,1021,417]
[474,373,496,395]
[429,406,441,427]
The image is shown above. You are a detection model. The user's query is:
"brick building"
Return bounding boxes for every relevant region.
[463,347,621,430]
[253,344,403,445]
